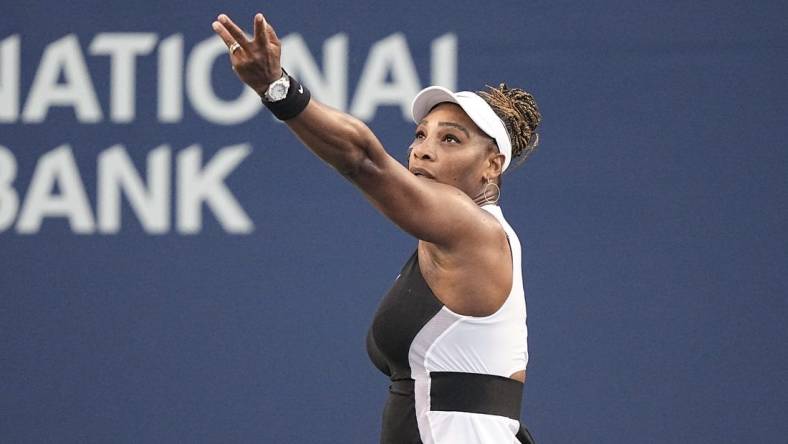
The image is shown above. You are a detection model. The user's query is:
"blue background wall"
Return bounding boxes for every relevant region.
[2,1,787,442]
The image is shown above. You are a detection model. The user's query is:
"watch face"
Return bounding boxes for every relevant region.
[270,83,287,101]
[265,75,290,102]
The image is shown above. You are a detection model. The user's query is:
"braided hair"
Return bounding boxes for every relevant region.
[477,84,542,171]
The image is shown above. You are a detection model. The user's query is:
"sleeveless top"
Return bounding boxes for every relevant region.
[366,204,529,444]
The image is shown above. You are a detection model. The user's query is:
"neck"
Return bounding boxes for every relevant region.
[473,182,500,206]
[473,193,499,207]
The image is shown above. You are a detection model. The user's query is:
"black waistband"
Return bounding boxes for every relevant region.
[430,371,523,421]
[388,371,524,421]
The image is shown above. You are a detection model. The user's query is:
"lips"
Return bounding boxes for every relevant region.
[410,167,435,179]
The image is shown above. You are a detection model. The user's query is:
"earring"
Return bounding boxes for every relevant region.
[482,178,501,205]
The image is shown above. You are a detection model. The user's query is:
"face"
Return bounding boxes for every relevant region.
[408,103,503,197]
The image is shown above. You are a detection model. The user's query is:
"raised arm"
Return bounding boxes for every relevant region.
[211,13,501,250]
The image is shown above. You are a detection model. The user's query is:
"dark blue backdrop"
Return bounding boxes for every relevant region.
[2,1,787,442]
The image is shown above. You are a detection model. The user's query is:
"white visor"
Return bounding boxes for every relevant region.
[411,86,513,172]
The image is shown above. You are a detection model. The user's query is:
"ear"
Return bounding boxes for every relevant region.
[484,148,505,182]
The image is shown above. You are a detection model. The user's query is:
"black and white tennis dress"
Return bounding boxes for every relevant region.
[367,204,534,443]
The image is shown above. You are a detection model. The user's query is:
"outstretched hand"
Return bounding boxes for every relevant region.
[211,13,283,96]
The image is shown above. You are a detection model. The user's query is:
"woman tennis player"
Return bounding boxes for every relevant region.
[212,13,541,444]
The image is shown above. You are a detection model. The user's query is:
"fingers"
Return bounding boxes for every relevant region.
[253,13,266,45]
[253,13,279,46]
[217,14,251,51]
[211,21,237,49]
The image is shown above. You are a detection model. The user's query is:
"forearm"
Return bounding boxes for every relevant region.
[285,100,379,176]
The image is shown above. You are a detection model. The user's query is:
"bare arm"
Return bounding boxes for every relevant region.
[211,13,498,249]
[288,100,497,247]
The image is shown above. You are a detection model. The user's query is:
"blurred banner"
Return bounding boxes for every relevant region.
[2,1,787,443]
[0,29,455,235]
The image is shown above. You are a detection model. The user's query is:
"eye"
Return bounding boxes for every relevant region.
[443,134,460,143]
[413,130,425,140]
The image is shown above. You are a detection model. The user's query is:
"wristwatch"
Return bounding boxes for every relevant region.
[263,72,290,102]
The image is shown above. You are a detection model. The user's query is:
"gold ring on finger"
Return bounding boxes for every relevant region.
[229,42,241,54]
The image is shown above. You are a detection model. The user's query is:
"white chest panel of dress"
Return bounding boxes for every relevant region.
[407,204,529,444]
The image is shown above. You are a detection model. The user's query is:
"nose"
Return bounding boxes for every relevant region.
[410,138,435,161]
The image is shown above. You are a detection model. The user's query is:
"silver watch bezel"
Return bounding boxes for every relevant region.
[263,73,290,102]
